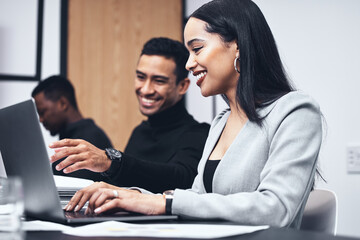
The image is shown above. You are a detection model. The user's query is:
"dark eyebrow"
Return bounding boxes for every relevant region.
[136,70,145,75]
[136,70,169,81]
[152,75,169,81]
[186,38,205,47]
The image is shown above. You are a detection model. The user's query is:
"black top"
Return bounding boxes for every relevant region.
[105,99,210,193]
[203,160,220,193]
[52,118,113,181]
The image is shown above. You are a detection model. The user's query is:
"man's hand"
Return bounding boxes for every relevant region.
[49,139,112,174]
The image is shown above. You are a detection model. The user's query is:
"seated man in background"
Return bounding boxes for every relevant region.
[32,75,113,181]
[49,37,210,193]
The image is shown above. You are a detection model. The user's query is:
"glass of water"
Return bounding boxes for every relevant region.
[0,177,24,232]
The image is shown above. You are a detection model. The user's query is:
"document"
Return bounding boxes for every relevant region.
[23,220,269,238]
[54,175,94,192]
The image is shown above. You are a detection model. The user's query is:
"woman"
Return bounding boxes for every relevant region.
[64,0,322,228]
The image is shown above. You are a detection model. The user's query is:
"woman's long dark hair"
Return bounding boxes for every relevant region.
[190,0,294,125]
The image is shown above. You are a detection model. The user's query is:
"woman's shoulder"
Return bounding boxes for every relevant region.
[279,90,320,107]
[276,91,321,115]
[259,91,321,119]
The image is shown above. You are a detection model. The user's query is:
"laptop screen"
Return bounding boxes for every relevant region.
[0,99,65,222]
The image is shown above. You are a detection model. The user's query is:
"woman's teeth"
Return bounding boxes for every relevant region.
[196,72,207,80]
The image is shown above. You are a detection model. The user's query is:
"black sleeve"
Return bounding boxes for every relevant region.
[80,128,113,150]
[105,125,209,193]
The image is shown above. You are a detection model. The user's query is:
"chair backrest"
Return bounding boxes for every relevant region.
[300,189,338,235]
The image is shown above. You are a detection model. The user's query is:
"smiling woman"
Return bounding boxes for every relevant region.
[185,19,239,98]
[63,0,323,229]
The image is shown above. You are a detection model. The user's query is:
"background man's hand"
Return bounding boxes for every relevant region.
[49,139,112,173]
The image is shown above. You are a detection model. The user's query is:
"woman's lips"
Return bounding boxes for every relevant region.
[195,71,207,86]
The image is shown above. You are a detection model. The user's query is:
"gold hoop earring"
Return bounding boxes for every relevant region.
[234,57,240,73]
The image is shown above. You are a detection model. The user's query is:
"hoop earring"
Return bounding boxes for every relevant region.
[234,57,240,73]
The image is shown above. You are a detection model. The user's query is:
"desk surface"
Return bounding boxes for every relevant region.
[24,227,359,240]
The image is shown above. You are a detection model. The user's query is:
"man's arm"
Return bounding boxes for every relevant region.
[50,125,209,193]
[105,126,209,193]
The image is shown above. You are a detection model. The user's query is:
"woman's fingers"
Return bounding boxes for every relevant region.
[64,182,110,212]
[94,198,121,214]
[64,190,84,211]
[66,185,165,216]
[88,188,117,213]
[86,190,103,214]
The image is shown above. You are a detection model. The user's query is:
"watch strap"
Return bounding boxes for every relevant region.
[165,198,173,215]
[163,190,174,215]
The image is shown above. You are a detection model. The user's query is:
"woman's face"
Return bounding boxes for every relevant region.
[184,17,239,97]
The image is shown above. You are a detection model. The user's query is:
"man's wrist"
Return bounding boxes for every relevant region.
[103,152,112,171]
[102,148,123,177]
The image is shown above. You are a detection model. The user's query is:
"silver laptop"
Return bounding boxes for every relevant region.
[0,99,177,224]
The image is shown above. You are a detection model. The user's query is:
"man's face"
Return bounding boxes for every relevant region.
[135,55,184,116]
[33,92,66,136]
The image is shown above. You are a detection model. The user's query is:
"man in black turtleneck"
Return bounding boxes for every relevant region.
[49,37,210,193]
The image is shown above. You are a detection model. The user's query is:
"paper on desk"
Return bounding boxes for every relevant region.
[22,220,72,231]
[62,221,269,238]
[54,175,94,192]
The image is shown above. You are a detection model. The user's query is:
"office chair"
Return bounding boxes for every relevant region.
[300,189,338,235]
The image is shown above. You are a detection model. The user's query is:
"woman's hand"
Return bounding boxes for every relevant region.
[64,181,118,213]
[87,188,166,215]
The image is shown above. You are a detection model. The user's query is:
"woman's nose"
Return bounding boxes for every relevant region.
[185,54,196,72]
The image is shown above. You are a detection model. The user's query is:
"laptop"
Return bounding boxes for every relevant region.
[0,99,178,224]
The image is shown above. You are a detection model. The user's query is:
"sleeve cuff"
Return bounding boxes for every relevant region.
[101,159,122,178]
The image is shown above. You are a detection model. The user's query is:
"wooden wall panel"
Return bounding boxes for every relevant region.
[68,0,183,149]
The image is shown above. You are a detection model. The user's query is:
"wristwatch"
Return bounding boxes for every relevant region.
[102,148,123,177]
[163,190,174,215]
[105,148,123,162]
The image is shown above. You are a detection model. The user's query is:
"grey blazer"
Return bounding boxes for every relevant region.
[171,91,322,228]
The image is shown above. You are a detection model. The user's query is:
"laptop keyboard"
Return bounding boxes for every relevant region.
[64,209,144,219]
[64,210,98,219]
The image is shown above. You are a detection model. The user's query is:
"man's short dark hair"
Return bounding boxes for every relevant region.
[141,37,189,84]
[31,75,79,110]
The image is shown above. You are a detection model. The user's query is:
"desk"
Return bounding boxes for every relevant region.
[24,227,359,240]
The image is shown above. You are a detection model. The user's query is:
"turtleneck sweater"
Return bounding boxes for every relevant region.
[105,99,210,193]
